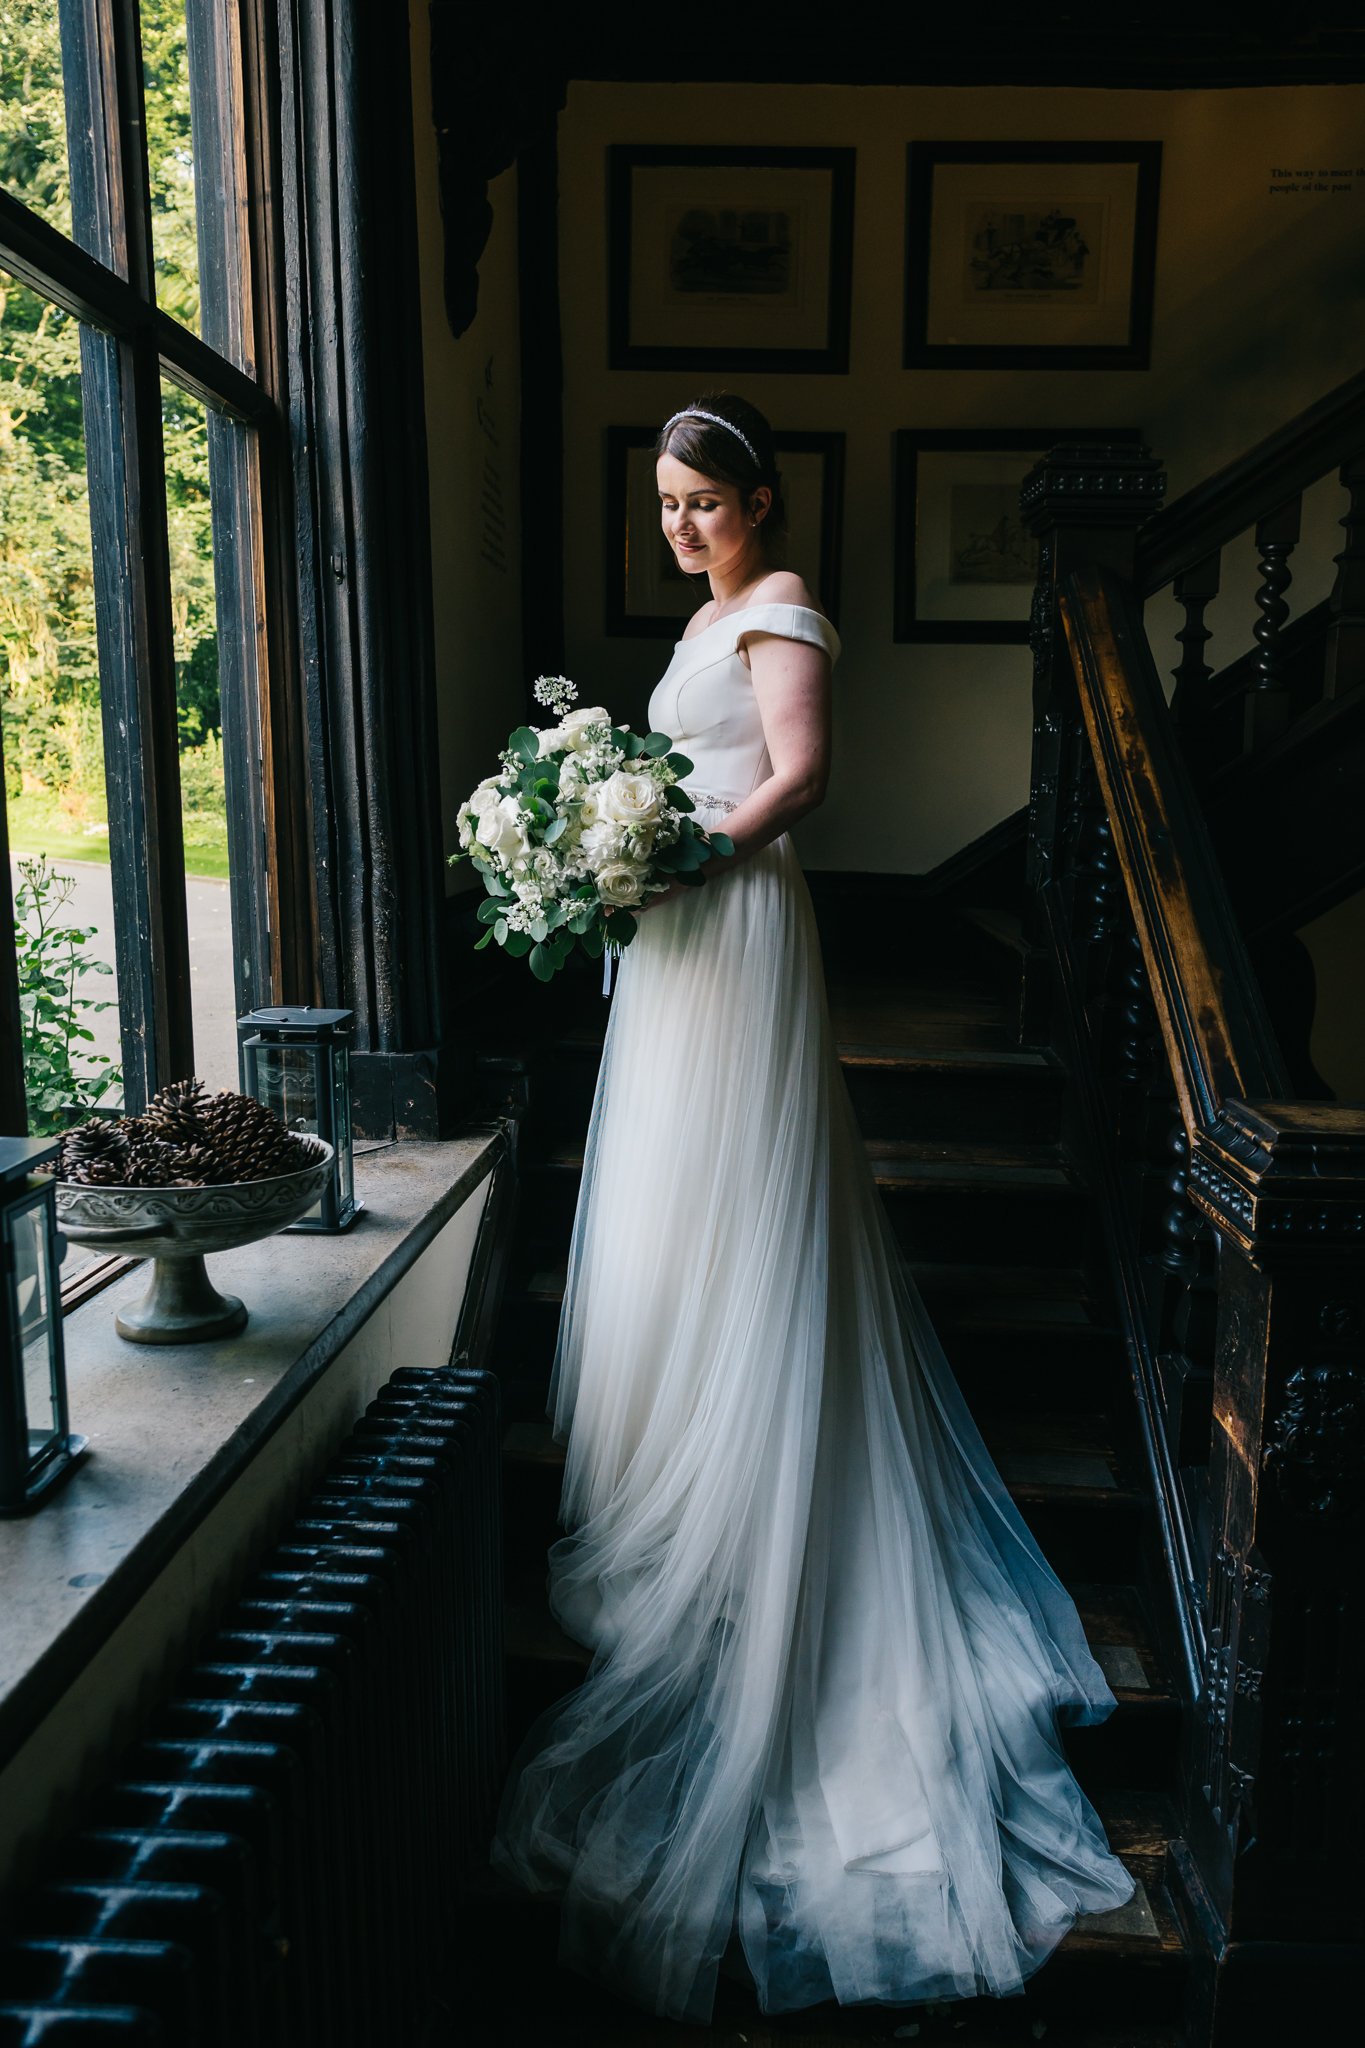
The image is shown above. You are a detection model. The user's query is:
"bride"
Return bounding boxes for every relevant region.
[489,393,1137,2023]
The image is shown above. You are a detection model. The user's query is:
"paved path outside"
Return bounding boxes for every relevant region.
[9,855,239,1100]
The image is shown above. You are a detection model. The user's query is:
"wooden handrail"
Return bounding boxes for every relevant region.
[1058,566,1290,1135]
[1136,365,1365,595]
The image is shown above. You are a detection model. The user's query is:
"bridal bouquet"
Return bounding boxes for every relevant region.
[448,675,733,981]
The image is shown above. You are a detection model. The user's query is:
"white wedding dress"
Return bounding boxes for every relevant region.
[489,602,1136,2022]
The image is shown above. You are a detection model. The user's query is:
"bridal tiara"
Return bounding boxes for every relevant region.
[661,409,761,469]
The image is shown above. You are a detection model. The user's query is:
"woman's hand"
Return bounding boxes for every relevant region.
[637,874,694,912]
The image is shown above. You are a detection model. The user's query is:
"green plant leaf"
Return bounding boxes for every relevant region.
[709,832,734,857]
[529,942,555,982]
[642,731,672,756]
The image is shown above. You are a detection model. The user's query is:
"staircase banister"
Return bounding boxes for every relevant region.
[1187,1099,1365,1263]
[1136,366,1365,595]
[1058,565,1291,1136]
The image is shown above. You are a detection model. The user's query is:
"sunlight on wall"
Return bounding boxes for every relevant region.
[556,80,1365,873]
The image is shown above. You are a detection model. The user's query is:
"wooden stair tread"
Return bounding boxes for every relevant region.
[504,1583,1172,1701]
[837,1040,1057,1075]
[521,1255,1110,1320]
[533,1136,1075,1196]
[504,1410,1141,1507]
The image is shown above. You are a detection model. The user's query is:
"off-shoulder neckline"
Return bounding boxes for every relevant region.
[674,599,836,651]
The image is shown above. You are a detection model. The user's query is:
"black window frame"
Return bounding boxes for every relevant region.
[4,0,456,1317]
[1,0,316,1296]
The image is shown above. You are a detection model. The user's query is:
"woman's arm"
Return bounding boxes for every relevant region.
[716,627,832,862]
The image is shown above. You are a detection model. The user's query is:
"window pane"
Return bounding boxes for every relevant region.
[161,375,237,1093]
[140,0,201,334]
[0,1,72,234]
[2,271,127,1141]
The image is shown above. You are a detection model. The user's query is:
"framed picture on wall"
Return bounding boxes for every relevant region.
[893,427,1144,643]
[608,146,856,373]
[606,427,846,639]
[903,142,1161,370]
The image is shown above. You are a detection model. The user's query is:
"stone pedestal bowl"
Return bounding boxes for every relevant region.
[56,1139,335,1343]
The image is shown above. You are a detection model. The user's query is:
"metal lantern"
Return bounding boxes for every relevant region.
[236,1006,359,1232]
[0,1137,87,1515]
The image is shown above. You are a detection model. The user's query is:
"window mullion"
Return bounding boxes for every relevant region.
[79,325,195,1108]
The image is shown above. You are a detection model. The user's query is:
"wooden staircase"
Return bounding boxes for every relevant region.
[456,907,1194,2046]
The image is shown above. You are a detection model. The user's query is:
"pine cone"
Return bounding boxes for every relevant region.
[166,1140,232,1187]
[122,1130,179,1187]
[57,1117,129,1183]
[202,1090,307,1181]
[142,1077,211,1147]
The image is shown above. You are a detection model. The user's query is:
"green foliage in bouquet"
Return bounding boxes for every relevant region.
[448,682,733,983]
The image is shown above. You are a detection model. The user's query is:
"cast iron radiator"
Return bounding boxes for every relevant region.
[0,1364,504,2047]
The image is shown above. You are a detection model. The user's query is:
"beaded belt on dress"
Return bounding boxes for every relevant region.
[688,789,739,813]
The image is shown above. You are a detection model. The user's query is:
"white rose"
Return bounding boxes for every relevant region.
[466,778,502,819]
[577,784,604,827]
[581,818,628,868]
[536,725,569,758]
[482,794,531,864]
[599,770,665,826]
[561,706,611,750]
[596,861,646,907]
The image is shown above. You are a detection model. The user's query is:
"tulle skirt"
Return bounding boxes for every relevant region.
[489,812,1136,2024]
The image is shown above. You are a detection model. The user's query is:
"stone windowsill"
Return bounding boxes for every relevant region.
[0,1132,501,1769]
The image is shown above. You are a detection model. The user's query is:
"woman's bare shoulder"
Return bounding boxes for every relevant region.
[745,570,819,613]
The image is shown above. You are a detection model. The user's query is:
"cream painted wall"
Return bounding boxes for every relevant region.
[1300,886,1365,1104]
[557,81,1365,873]
[409,5,525,896]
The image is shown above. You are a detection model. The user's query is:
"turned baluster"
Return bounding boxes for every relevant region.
[1115,927,1156,1091]
[1170,548,1221,728]
[1160,1120,1202,1281]
[1244,496,1301,751]
[1323,450,1365,700]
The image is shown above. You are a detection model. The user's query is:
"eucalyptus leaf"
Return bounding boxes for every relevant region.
[709,832,735,857]
[528,943,555,981]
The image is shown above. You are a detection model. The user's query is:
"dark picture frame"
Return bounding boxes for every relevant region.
[606,427,846,639]
[903,142,1162,370]
[893,427,1145,643]
[608,146,856,373]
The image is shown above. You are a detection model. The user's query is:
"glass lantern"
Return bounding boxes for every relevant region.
[1,1137,88,1515]
[236,1006,359,1232]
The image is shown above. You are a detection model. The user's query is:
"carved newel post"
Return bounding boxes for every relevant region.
[1182,1104,1365,2033]
[1018,443,1166,1035]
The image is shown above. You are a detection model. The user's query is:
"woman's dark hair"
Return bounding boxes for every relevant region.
[654,392,788,553]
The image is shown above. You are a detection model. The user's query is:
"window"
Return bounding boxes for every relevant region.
[1,0,301,1298]
[1,0,321,1302]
